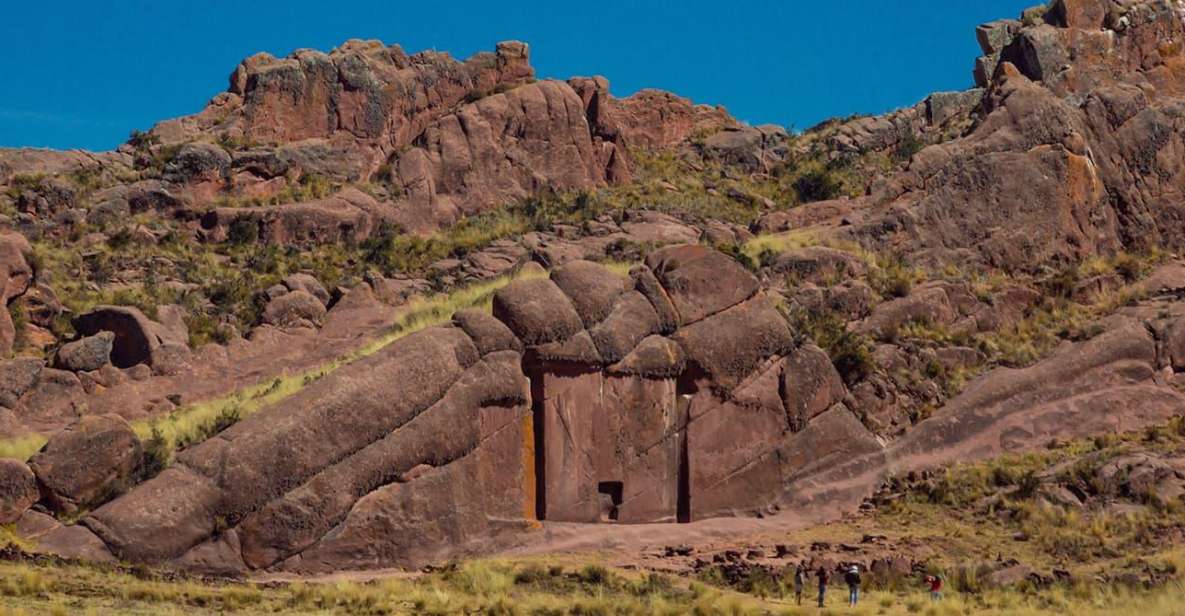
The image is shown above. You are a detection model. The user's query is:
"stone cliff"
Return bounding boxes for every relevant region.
[4,0,1185,577]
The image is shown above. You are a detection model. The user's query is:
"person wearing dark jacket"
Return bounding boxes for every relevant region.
[815,566,829,607]
[792,564,805,606]
[845,565,861,606]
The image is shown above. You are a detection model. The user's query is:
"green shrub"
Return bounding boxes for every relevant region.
[784,305,874,385]
[226,219,259,245]
[137,426,171,481]
[792,168,844,203]
[869,254,923,299]
[892,132,925,163]
[127,129,159,151]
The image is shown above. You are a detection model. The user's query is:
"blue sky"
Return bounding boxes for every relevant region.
[1,1,1035,151]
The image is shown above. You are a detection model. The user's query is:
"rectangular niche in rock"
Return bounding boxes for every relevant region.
[598,481,624,521]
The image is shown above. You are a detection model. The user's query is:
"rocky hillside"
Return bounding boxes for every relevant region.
[3,0,1185,579]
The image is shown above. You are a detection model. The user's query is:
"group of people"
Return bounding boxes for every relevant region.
[790,564,943,607]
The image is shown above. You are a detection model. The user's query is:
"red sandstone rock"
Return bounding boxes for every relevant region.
[28,414,142,515]
[0,459,37,524]
[492,278,584,345]
[645,245,759,326]
[73,306,185,369]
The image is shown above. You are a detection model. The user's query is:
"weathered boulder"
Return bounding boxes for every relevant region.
[781,345,847,431]
[261,290,328,328]
[531,331,603,364]
[645,244,759,325]
[54,331,115,372]
[630,265,679,334]
[602,88,734,150]
[33,524,115,562]
[769,246,866,285]
[701,125,790,172]
[854,282,994,339]
[0,233,33,354]
[29,414,142,515]
[452,308,523,355]
[550,260,628,327]
[673,296,794,390]
[925,89,983,125]
[974,19,1022,86]
[1004,25,1070,82]
[607,335,686,378]
[588,291,661,363]
[1164,316,1185,371]
[83,466,222,564]
[492,278,584,345]
[282,273,331,305]
[977,19,1022,56]
[201,188,380,246]
[0,459,37,524]
[163,143,231,184]
[0,358,44,407]
[619,211,701,245]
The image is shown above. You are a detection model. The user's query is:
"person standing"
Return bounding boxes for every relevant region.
[792,564,805,606]
[844,565,861,607]
[815,566,829,608]
[925,574,943,601]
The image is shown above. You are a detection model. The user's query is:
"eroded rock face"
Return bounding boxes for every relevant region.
[73,306,185,369]
[0,458,37,524]
[391,80,611,231]
[0,233,33,355]
[817,2,1185,273]
[146,41,732,234]
[897,318,1177,456]
[74,246,878,572]
[199,187,380,246]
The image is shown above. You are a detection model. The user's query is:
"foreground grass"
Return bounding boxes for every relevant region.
[763,423,1185,615]
[0,557,773,616]
[0,556,1183,615]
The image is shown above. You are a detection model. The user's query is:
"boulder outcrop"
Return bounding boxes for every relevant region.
[54,331,115,372]
[56,246,879,571]
[0,233,33,355]
[28,414,142,515]
[144,40,733,234]
[8,0,1185,582]
[73,306,188,370]
[0,458,37,524]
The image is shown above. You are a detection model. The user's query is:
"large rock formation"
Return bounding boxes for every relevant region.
[8,0,1185,581]
[24,242,1184,574]
[19,246,872,573]
[762,0,1185,274]
[145,40,733,233]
